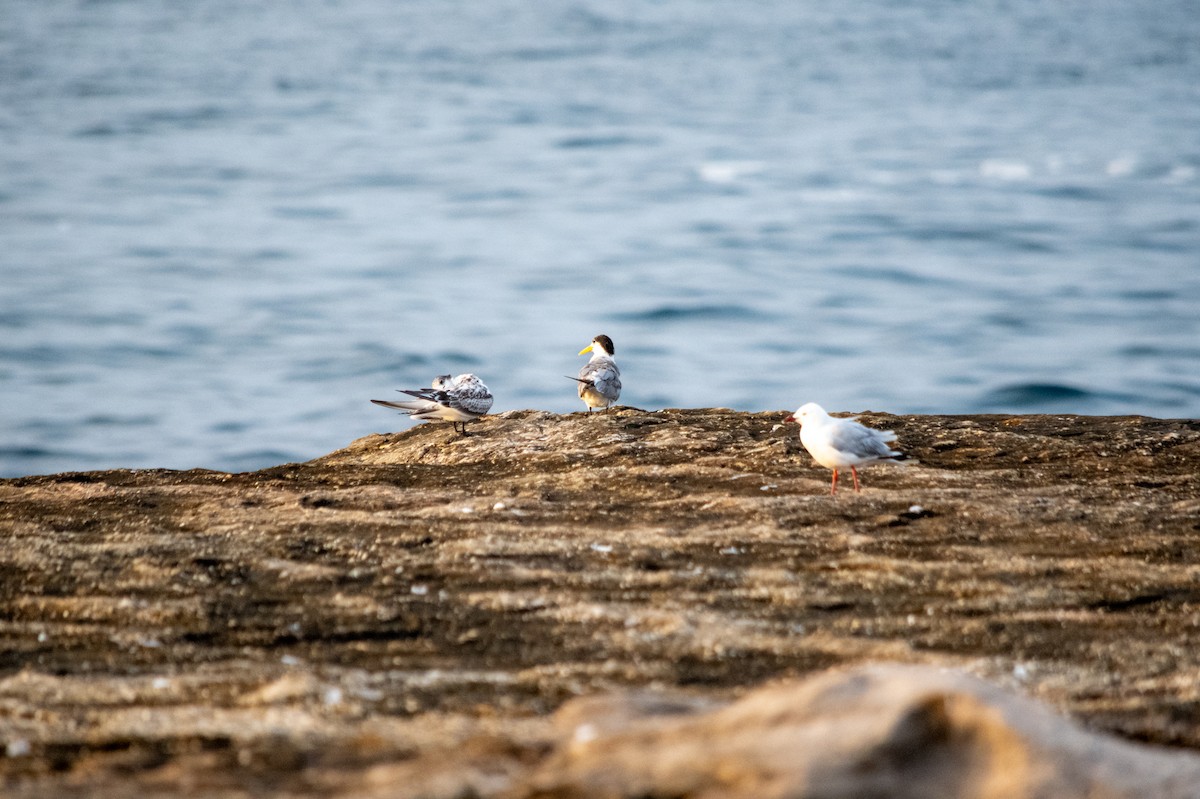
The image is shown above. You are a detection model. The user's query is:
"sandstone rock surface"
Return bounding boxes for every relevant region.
[1,408,1198,797]
[517,662,1200,799]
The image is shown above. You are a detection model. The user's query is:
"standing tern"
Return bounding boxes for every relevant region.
[785,402,906,494]
[371,373,493,435]
[567,334,621,412]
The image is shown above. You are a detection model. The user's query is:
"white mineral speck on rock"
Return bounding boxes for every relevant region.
[6,739,30,757]
[411,585,428,596]
[590,544,613,553]
[493,502,507,510]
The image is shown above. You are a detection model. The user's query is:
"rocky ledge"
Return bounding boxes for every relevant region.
[1,408,1199,797]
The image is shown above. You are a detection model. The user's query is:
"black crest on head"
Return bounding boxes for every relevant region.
[594,334,615,355]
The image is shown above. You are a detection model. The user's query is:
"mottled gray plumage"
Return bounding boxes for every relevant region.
[372,373,493,435]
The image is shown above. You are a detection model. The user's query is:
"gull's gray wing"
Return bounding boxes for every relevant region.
[828,421,899,459]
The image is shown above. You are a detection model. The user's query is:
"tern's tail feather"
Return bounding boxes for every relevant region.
[371,398,429,412]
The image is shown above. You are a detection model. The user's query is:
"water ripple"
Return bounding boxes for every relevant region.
[613,305,768,323]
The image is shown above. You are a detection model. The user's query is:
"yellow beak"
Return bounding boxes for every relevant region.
[578,344,594,355]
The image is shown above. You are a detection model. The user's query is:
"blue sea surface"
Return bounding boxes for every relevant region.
[2,1,1199,477]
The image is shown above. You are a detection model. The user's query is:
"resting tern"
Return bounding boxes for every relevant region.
[371,373,493,435]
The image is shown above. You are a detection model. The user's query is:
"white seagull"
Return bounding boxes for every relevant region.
[567,334,621,412]
[371,373,494,435]
[784,402,906,494]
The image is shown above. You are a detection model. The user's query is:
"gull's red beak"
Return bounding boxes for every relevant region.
[784,415,795,423]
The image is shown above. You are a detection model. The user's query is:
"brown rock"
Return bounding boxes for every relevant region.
[0,408,1198,797]
[518,663,1200,799]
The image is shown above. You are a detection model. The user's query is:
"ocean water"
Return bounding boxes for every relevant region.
[2,1,1198,477]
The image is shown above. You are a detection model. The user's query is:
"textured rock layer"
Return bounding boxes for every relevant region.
[1,408,1199,797]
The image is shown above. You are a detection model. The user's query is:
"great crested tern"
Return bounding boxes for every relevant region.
[567,334,621,412]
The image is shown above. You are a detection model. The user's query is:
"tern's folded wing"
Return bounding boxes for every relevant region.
[579,360,621,401]
[449,384,494,416]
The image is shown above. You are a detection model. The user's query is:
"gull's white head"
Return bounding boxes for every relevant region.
[579,334,615,358]
[784,402,828,426]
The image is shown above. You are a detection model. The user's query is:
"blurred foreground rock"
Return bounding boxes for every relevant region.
[513,663,1200,799]
[1,408,1199,797]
